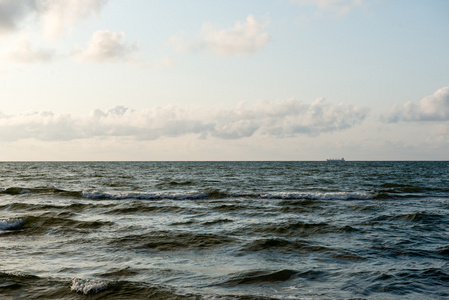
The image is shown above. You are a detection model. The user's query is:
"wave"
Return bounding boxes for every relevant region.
[344,268,449,299]
[377,183,448,195]
[0,215,112,236]
[96,268,140,280]
[7,185,441,202]
[81,191,210,200]
[0,187,81,197]
[0,272,204,299]
[104,204,196,215]
[252,220,360,237]
[0,202,99,214]
[71,278,108,295]
[221,269,299,286]
[203,218,234,226]
[0,219,24,231]
[110,232,235,252]
[258,192,375,200]
[82,190,377,201]
[370,212,447,226]
[240,238,364,261]
[436,246,449,256]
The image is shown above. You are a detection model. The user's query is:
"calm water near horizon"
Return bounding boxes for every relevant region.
[1,161,448,299]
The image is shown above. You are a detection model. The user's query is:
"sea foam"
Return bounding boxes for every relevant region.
[80,190,374,201]
[81,191,208,200]
[71,278,107,295]
[259,192,375,200]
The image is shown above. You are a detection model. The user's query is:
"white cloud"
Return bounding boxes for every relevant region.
[2,36,54,63]
[0,0,110,37]
[40,0,110,38]
[0,0,37,33]
[431,123,449,144]
[290,0,364,15]
[382,87,449,122]
[201,15,270,56]
[215,98,368,138]
[168,15,270,56]
[71,30,141,63]
[0,99,368,142]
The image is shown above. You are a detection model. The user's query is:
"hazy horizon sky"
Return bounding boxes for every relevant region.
[1,0,448,161]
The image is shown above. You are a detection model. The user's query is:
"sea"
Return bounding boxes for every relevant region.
[0,161,448,299]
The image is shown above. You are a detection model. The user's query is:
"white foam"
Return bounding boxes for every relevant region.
[71,278,107,295]
[80,190,374,201]
[259,192,374,200]
[0,219,23,231]
[202,296,239,300]
[81,191,208,200]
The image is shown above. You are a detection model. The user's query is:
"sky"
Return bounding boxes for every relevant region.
[0,0,448,161]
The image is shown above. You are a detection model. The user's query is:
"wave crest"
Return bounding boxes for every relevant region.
[81,191,209,200]
[82,190,375,201]
[0,219,24,231]
[71,278,108,295]
[1,186,377,201]
[259,192,375,200]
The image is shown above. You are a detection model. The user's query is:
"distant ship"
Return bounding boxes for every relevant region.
[327,158,345,161]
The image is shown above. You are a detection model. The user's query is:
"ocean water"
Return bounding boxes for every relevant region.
[1,161,448,299]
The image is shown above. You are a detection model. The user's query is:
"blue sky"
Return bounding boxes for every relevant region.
[0,0,448,160]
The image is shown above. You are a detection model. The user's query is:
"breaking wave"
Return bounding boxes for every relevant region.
[1,186,378,201]
[71,278,108,295]
[0,219,24,231]
[81,191,209,200]
[0,215,112,236]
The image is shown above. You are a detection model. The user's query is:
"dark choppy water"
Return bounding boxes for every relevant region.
[1,161,448,299]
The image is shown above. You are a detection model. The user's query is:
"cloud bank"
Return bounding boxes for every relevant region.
[169,15,270,56]
[0,99,368,142]
[0,0,110,37]
[383,87,449,123]
[2,36,54,63]
[40,0,110,38]
[72,30,140,63]
[0,0,37,33]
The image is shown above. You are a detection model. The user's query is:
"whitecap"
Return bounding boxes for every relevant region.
[259,192,375,200]
[81,190,208,200]
[70,278,108,295]
[0,219,23,231]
